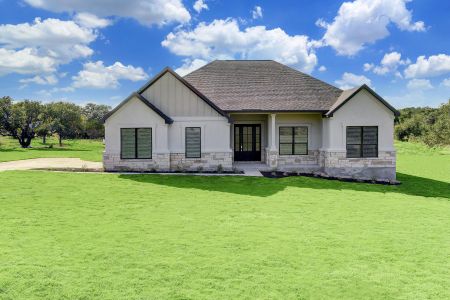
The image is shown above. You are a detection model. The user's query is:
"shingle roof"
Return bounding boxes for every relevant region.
[184,60,343,112]
[328,87,359,114]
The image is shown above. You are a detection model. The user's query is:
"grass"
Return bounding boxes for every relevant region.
[395,140,450,181]
[0,142,449,299]
[0,136,103,162]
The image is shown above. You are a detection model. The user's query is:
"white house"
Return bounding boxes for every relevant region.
[103,60,399,180]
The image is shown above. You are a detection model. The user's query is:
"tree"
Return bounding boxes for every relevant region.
[81,103,110,139]
[395,100,450,147]
[48,102,83,146]
[0,97,43,148]
[36,103,55,144]
[422,100,450,147]
[0,96,11,136]
[394,114,426,141]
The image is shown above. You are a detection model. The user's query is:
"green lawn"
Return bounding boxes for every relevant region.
[0,142,449,299]
[0,136,103,162]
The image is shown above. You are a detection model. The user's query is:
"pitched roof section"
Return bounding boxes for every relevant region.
[184,60,343,112]
[103,92,173,124]
[326,84,400,117]
[137,67,230,121]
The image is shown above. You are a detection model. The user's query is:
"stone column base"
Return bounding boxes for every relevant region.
[266,149,278,169]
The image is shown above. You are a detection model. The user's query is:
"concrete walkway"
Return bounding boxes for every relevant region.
[0,158,103,172]
[233,162,268,177]
[0,158,269,177]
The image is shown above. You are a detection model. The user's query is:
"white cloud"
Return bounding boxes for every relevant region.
[365,51,410,76]
[335,72,372,89]
[0,48,57,75]
[442,78,450,87]
[19,74,58,85]
[36,86,75,98]
[24,0,190,26]
[318,65,327,72]
[407,78,433,90]
[404,54,450,78]
[0,18,96,62]
[318,0,425,56]
[74,12,112,28]
[252,6,263,19]
[315,18,327,29]
[0,17,98,76]
[162,18,318,73]
[72,61,149,89]
[193,0,208,13]
[175,59,208,76]
[363,63,374,72]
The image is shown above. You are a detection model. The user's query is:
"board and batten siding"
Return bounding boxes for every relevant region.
[141,72,220,117]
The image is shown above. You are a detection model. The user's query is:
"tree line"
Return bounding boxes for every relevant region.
[2,96,449,149]
[0,96,110,148]
[395,100,450,147]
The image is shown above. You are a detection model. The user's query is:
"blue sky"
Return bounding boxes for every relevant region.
[0,0,449,108]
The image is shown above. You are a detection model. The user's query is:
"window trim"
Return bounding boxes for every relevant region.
[279,126,308,156]
[346,126,378,158]
[120,127,152,160]
[185,127,202,159]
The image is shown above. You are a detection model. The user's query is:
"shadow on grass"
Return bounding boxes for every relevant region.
[119,172,450,199]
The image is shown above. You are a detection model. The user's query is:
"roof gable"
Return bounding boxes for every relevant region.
[137,67,230,120]
[103,92,173,124]
[326,84,400,117]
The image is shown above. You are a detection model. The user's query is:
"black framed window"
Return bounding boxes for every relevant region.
[121,128,152,159]
[185,127,201,158]
[279,126,308,155]
[346,126,378,158]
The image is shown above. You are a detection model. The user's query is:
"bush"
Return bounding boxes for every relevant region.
[395,100,450,147]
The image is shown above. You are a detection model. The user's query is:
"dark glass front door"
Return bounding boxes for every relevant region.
[234,124,261,161]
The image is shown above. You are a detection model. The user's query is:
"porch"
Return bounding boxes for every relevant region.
[229,112,323,171]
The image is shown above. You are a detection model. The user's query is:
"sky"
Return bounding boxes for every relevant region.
[0,0,449,108]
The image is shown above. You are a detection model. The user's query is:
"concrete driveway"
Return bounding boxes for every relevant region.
[0,158,103,172]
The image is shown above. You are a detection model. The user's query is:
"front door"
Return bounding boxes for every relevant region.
[234,124,261,161]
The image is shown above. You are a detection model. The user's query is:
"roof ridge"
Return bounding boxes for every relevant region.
[214,59,275,61]
[271,60,342,92]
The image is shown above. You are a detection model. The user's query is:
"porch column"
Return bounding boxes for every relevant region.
[269,113,277,151]
[267,113,278,169]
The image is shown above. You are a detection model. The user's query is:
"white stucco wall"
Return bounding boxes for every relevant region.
[104,96,169,155]
[275,113,323,150]
[168,117,231,153]
[322,89,395,151]
[141,72,219,117]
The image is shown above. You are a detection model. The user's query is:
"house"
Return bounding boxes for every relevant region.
[103,60,399,180]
